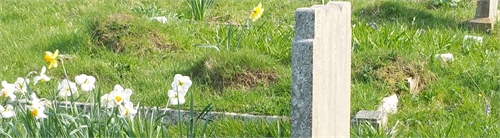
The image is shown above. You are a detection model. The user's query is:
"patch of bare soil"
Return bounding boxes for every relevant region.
[202,57,278,91]
[375,57,435,94]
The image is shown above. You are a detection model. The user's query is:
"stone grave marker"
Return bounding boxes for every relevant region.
[351,110,387,130]
[291,1,351,137]
[469,0,499,32]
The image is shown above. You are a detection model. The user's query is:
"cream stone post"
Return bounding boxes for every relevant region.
[469,0,499,31]
[291,2,351,137]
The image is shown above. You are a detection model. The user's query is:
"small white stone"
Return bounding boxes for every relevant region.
[377,94,398,114]
[435,53,454,62]
[463,35,483,43]
[149,16,167,24]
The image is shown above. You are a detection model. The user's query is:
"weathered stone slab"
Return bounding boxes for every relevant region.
[351,110,387,129]
[50,101,289,124]
[291,1,351,137]
[469,0,499,32]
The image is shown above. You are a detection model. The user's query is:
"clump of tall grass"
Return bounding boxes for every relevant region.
[186,0,216,21]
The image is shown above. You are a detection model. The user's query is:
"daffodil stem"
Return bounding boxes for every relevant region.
[177,98,182,137]
[164,98,170,115]
[235,19,249,49]
[60,59,70,83]
[60,59,78,114]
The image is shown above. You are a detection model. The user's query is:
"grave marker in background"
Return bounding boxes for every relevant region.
[469,0,498,32]
[291,2,351,137]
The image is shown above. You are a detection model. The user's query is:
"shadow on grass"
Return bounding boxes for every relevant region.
[34,33,84,53]
[354,1,471,29]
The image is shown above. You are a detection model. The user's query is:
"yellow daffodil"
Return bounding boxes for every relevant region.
[44,49,59,69]
[249,3,264,22]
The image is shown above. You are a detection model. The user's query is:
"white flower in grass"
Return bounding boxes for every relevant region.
[0,104,15,118]
[171,74,192,93]
[14,77,29,94]
[57,79,78,98]
[30,93,46,109]
[34,66,51,85]
[100,93,117,108]
[118,101,138,118]
[168,89,186,105]
[100,85,132,108]
[28,104,47,119]
[1,81,16,102]
[75,74,96,92]
[110,85,133,105]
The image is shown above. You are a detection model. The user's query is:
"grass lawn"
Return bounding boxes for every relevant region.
[1,0,500,137]
[351,0,500,137]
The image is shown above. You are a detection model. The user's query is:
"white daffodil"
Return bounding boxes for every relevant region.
[34,66,51,85]
[75,74,96,92]
[100,93,117,108]
[168,89,186,105]
[57,79,78,98]
[24,93,49,120]
[118,101,137,118]
[29,93,47,109]
[14,77,29,94]
[171,74,192,93]
[1,86,16,102]
[113,84,124,92]
[1,81,16,102]
[0,104,15,118]
[110,85,132,105]
[2,81,14,90]
[28,104,47,119]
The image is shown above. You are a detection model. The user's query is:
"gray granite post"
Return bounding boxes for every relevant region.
[291,2,351,137]
[469,0,499,31]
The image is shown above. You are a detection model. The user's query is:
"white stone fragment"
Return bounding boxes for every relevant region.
[463,35,483,43]
[149,16,167,24]
[377,94,398,114]
[435,53,454,62]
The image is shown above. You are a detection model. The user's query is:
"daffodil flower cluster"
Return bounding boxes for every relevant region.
[0,49,193,123]
[0,76,48,119]
[100,84,137,118]
[168,74,192,105]
[0,49,100,120]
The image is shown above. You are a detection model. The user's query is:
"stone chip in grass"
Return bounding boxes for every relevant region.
[435,53,454,62]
